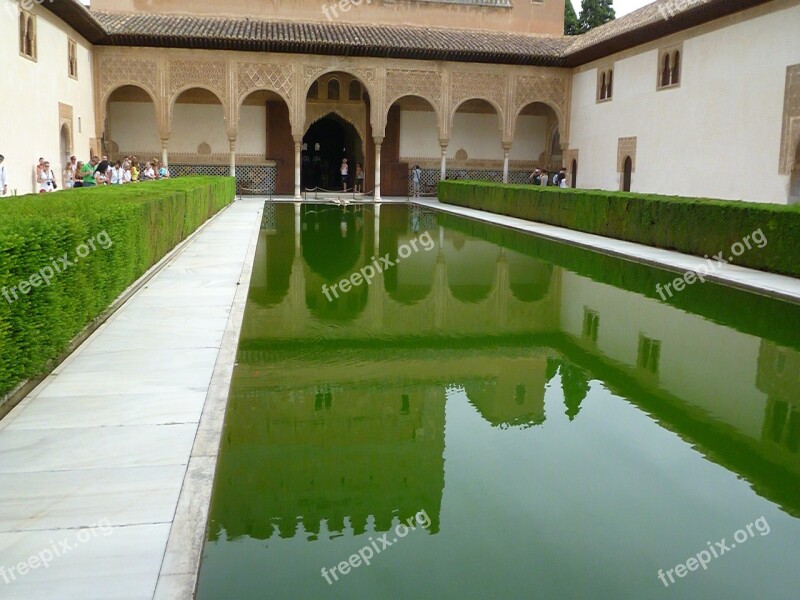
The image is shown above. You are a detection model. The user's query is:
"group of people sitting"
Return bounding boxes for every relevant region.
[34,155,171,193]
[529,167,568,188]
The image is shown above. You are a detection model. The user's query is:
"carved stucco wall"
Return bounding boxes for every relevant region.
[94,47,572,152]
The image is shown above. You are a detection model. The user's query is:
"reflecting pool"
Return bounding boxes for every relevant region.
[196,202,800,600]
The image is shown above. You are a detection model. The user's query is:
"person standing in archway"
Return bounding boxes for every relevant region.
[354,163,364,193]
[340,158,348,192]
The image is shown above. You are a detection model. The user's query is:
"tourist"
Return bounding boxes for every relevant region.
[73,161,84,188]
[33,157,44,186]
[38,160,57,192]
[340,158,348,191]
[529,169,542,185]
[123,163,132,184]
[64,155,77,189]
[95,155,110,179]
[110,160,125,184]
[553,167,567,187]
[354,163,364,193]
[158,163,170,179]
[130,156,139,182]
[540,170,549,187]
[411,164,422,197]
[80,157,98,187]
[0,154,8,196]
[142,161,155,180]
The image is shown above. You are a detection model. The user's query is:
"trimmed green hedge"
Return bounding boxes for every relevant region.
[437,181,800,278]
[0,176,236,396]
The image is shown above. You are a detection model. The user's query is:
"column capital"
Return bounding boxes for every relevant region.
[502,142,512,152]
[439,139,449,148]
[373,136,384,146]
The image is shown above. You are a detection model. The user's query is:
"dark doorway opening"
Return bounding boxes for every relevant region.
[302,114,363,191]
[622,156,632,192]
[571,159,578,188]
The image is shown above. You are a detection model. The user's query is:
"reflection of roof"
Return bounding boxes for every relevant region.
[46,0,773,67]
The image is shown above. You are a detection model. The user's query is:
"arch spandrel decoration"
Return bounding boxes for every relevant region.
[513,75,568,129]
[98,57,159,107]
[448,72,508,135]
[168,60,228,104]
[238,62,294,106]
[385,68,444,131]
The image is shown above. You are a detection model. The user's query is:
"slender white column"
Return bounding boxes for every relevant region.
[502,143,511,184]
[294,139,302,199]
[373,137,383,201]
[229,139,236,178]
[439,141,448,181]
[160,139,169,167]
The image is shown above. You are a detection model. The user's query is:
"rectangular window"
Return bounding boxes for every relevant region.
[19,10,37,61]
[68,39,78,79]
[582,308,599,342]
[637,335,661,375]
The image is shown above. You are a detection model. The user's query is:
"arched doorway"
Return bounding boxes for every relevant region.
[304,71,370,192]
[302,114,363,191]
[571,159,578,188]
[59,124,71,188]
[622,156,633,192]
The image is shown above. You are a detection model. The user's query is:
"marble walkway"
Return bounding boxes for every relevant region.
[0,197,264,600]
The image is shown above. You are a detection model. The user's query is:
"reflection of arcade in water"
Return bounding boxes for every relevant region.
[206,203,800,547]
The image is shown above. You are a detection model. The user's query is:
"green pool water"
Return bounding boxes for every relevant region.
[196,202,800,600]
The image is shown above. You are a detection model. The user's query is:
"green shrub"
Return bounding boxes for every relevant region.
[0,176,236,396]
[437,181,800,278]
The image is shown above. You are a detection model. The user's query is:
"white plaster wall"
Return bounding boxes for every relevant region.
[560,270,767,440]
[109,103,266,157]
[568,2,800,203]
[0,1,96,194]
[108,101,160,153]
[399,110,548,162]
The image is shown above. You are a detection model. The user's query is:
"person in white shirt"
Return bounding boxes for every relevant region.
[142,162,156,180]
[110,161,125,185]
[65,155,77,189]
[123,164,132,184]
[0,154,8,196]
[38,161,57,193]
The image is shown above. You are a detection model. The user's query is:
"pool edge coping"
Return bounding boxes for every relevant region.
[152,199,265,600]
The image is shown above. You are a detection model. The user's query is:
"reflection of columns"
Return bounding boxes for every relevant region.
[293,135,302,199]
[502,143,511,184]
[294,202,302,255]
[439,139,448,182]
[373,203,381,255]
[434,253,447,329]
[160,139,169,166]
[229,138,236,178]
[493,249,510,328]
[373,136,383,201]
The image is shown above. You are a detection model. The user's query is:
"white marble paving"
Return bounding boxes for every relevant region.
[0,198,264,599]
